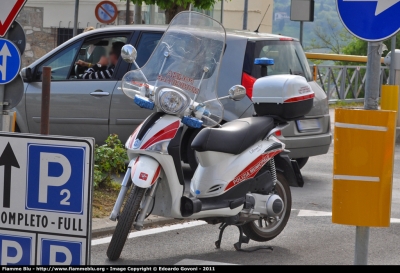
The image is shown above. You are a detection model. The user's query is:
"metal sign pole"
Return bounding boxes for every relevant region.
[126,0,130,24]
[243,0,248,30]
[364,42,383,110]
[73,0,79,36]
[353,41,383,265]
[0,87,4,132]
[389,36,397,85]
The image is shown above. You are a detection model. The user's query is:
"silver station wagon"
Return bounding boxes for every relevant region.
[18,25,331,170]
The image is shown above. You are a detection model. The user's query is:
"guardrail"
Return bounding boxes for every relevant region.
[310,65,390,102]
[305,52,385,64]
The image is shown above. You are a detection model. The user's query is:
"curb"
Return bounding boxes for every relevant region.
[91,217,182,239]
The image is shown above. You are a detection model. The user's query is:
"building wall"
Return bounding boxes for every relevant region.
[218,0,274,33]
[16,7,56,67]
[24,0,127,29]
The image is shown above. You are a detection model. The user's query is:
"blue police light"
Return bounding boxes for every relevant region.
[182,116,203,129]
[254,58,274,66]
[134,96,155,110]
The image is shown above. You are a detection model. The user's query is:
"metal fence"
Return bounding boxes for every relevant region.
[311,65,390,102]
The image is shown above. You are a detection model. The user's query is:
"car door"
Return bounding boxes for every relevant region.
[25,33,130,144]
[109,31,163,142]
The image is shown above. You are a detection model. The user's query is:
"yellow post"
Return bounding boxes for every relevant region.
[332,109,397,227]
[381,85,399,112]
[313,65,317,81]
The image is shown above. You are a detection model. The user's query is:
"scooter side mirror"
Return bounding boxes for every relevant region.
[228,85,246,101]
[121,44,137,63]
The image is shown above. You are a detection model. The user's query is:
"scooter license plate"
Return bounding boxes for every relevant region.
[296,119,320,132]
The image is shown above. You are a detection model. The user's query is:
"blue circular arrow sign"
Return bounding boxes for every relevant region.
[337,0,400,41]
[0,38,21,85]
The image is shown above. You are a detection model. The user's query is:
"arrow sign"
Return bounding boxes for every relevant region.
[0,142,20,208]
[343,0,400,15]
[0,0,27,37]
[0,43,11,81]
[0,38,21,85]
[337,0,400,41]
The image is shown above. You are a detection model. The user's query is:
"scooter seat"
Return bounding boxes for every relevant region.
[191,117,275,155]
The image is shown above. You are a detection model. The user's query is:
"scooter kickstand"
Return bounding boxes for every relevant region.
[233,225,250,251]
[215,223,228,249]
[234,225,273,253]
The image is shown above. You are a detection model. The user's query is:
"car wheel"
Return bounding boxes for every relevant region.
[295,157,309,169]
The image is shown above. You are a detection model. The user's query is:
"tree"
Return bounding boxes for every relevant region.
[342,33,400,57]
[129,0,225,24]
[306,15,352,54]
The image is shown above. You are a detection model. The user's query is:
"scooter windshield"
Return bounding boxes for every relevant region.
[121,12,226,127]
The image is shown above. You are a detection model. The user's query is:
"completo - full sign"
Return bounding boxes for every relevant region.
[0,133,94,265]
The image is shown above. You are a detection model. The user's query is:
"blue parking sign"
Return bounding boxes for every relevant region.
[40,239,82,265]
[26,144,86,214]
[0,133,93,265]
[0,234,33,265]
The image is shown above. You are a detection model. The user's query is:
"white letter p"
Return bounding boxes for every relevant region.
[1,240,23,265]
[39,153,71,203]
[49,245,72,265]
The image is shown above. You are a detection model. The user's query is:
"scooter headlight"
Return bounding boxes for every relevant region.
[157,88,190,115]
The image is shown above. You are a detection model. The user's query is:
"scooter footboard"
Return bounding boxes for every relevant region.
[131,155,161,188]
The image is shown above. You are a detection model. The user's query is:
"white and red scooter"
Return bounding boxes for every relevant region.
[107,11,314,261]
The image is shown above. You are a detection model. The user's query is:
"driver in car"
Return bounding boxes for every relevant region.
[78,41,124,79]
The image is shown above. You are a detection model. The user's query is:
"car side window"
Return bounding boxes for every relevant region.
[135,32,163,67]
[73,36,128,80]
[36,42,81,81]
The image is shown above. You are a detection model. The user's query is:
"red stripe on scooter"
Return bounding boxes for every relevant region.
[151,165,162,185]
[284,93,314,103]
[141,121,180,150]
[225,150,282,192]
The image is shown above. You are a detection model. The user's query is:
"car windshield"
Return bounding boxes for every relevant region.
[244,40,312,81]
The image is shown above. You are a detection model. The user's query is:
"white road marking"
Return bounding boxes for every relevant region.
[343,0,400,16]
[335,122,387,132]
[333,175,380,182]
[91,221,207,246]
[297,209,400,224]
[175,259,237,265]
[0,0,17,24]
[298,210,332,217]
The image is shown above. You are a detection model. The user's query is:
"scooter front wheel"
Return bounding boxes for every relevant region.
[107,185,146,261]
[242,172,292,242]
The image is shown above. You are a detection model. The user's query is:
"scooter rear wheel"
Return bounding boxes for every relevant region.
[242,172,292,242]
[106,185,146,261]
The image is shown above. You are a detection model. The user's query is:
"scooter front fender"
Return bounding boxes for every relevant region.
[130,155,161,188]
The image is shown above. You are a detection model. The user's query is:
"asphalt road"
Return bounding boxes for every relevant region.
[91,143,400,265]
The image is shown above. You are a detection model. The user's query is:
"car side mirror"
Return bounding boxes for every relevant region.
[228,85,246,101]
[121,44,137,63]
[20,67,33,82]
